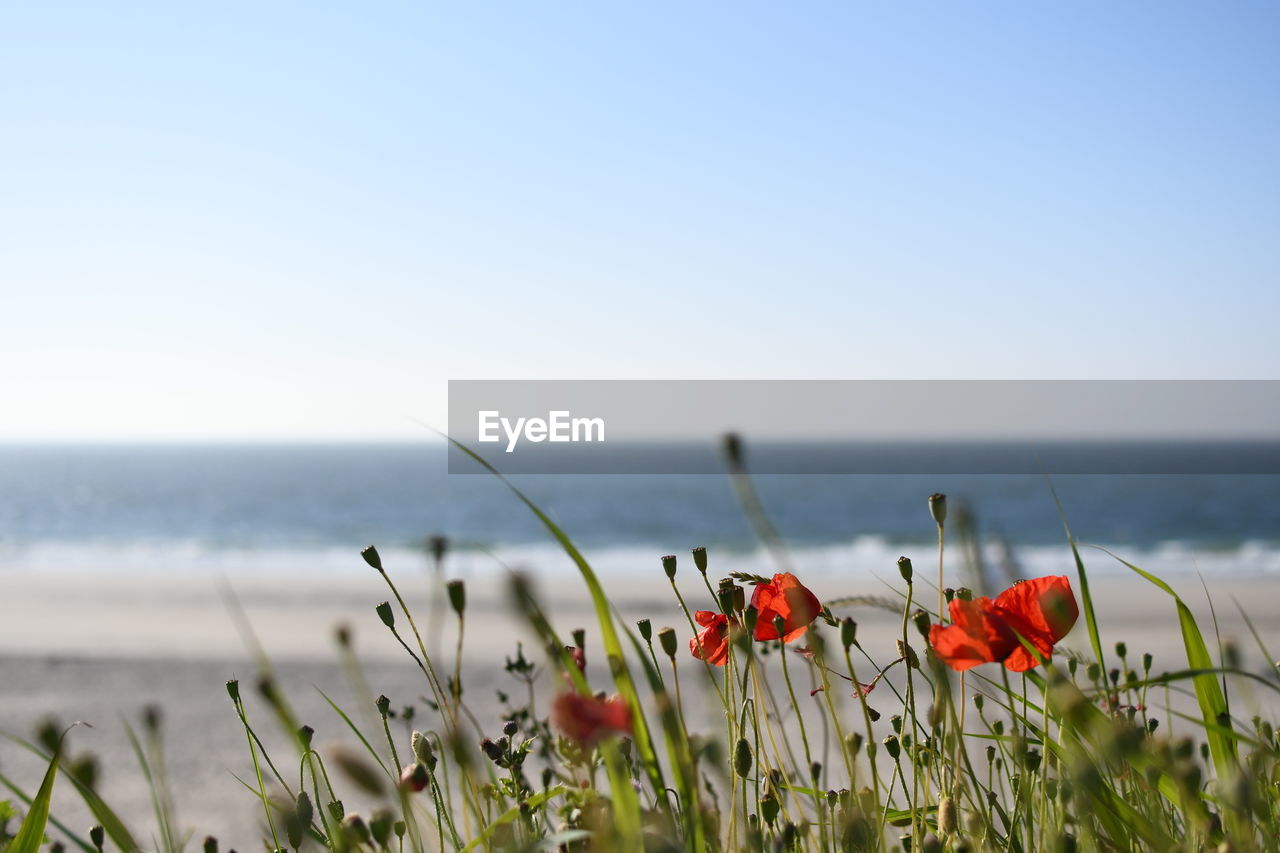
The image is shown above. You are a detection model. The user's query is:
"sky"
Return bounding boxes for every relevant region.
[2,2,1278,441]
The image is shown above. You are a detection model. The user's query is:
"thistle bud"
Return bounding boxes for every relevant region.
[692,546,708,575]
[734,738,753,778]
[928,493,947,526]
[840,617,857,650]
[447,580,466,616]
[375,601,395,628]
[360,545,382,571]
[661,555,677,580]
[658,626,678,659]
[90,826,105,851]
[480,738,504,763]
[503,719,519,737]
[637,618,652,643]
[897,556,913,584]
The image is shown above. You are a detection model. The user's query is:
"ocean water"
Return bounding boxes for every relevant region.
[0,444,1277,582]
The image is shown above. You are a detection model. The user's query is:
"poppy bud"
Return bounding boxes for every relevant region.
[898,638,919,669]
[661,555,677,580]
[375,601,394,628]
[637,618,652,642]
[891,714,903,734]
[986,745,996,764]
[376,695,391,718]
[361,545,382,572]
[1142,652,1153,673]
[943,587,955,604]
[845,732,864,758]
[810,761,822,783]
[734,738,753,778]
[658,626,678,659]
[928,493,947,526]
[761,792,780,826]
[722,432,744,468]
[445,580,466,616]
[369,809,394,846]
[954,587,972,601]
[938,796,957,834]
[298,725,315,750]
[201,837,217,853]
[743,605,759,637]
[840,617,857,650]
[296,791,314,830]
[400,763,429,792]
[1115,641,1127,659]
[973,694,984,712]
[90,826,105,851]
[898,556,913,584]
[692,546,708,575]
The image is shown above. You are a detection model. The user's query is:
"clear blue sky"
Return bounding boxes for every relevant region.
[3,2,1278,440]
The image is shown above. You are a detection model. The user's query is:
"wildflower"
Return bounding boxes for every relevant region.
[928,575,1078,672]
[689,610,731,666]
[750,572,822,642]
[551,690,632,745]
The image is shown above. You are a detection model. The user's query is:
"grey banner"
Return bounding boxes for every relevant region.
[446,380,1280,474]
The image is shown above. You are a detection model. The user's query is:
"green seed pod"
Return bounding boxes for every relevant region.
[298,725,315,750]
[360,545,382,571]
[447,580,466,616]
[1115,641,1127,659]
[201,837,217,853]
[943,587,955,604]
[692,546,708,575]
[376,694,391,717]
[286,811,304,849]
[637,618,652,643]
[1142,652,1153,673]
[954,587,972,601]
[845,732,864,758]
[657,626,679,659]
[928,493,947,525]
[328,799,345,821]
[922,833,942,853]
[342,813,372,844]
[734,738,753,779]
[897,556,914,584]
[89,826,105,851]
[225,679,240,703]
[661,554,678,580]
[375,600,394,628]
[883,735,901,760]
[897,638,919,669]
[394,820,407,839]
[973,693,984,712]
[840,617,857,650]
[743,605,759,638]
[1086,662,1101,682]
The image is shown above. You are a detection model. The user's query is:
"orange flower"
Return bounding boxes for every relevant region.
[689,610,731,666]
[551,690,632,745]
[929,575,1079,672]
[751,572,822,642]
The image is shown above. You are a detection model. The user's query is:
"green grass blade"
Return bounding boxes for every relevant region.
[459,785,568,852]
[8,731,65,853]
[1092,547,1239,777]
[1046,480,1107,675]
[445,437,667,811]
[314,687,392,776]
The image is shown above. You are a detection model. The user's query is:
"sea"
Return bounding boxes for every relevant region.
[1,443,1277,585]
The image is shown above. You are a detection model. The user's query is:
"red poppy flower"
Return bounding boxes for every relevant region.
[929,575,1078,672]
[689,610,731,666]
[551,690,632,745]
[751,572,822,642]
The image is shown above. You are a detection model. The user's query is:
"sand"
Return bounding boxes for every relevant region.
[2,566,1279,845]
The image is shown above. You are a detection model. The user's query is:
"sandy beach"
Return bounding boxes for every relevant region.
[3,566,1279,845]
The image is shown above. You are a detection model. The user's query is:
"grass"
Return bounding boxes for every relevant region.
[2,437,1279,852]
